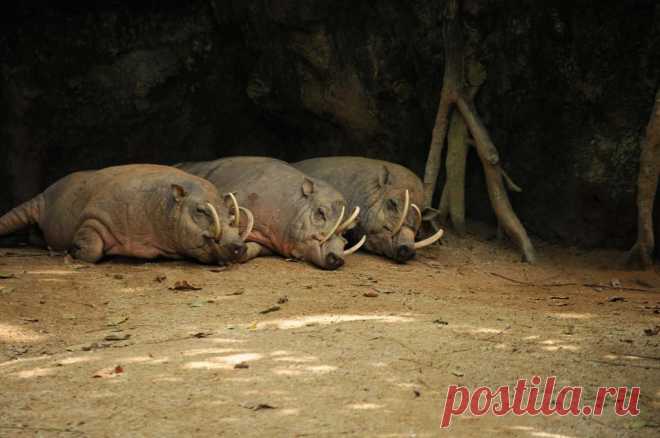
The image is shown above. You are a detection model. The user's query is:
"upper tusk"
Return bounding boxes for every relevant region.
[411,203,422,225]
[226,192,240,227]
[206,202,222,239]
[338,206,360,233]
[322,206,345,243]
[414,228,444,249]
[392,189,410,234]
[343,234,366,256]
[239,207,254,241]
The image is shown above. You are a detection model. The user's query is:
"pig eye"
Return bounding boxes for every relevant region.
[314,208,326,222]
[196,206,208,216]
[386,199,398,211]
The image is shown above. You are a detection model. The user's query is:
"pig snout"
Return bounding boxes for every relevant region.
[394,245,416,263]
[323,252,345,270]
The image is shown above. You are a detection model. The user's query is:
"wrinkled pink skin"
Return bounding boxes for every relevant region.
[294,157,426,263]
[177,157,349,270]
[0,165,246,265]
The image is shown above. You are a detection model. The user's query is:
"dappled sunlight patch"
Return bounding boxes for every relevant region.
[0,355,51,368]
[57,355,99,366]
[273,368,304,376]
[272,364,337,376]
[348,403,384,410]
[524,335,540,341]
[508,426,576,438]
[603,354,643,361]
[182,348,240,357]
[256,314,415,330]
[119,356,155,364]
[13,367,57,379]
[27,270,78,275]
[207,338,247,344]
[450,324,507,336]
[371,362,388,368]
[495,343,508,350]
[184,353,263,370]
[306,365,337,373]
[152,375,183,383]
[541,344,580,352]
[542,345,580,352]
[540,339,560,345]
[273,356,318,363]
[548,312,593,320]
[270,350,293,356]
[277,408,300,416]
[0,323,47,343]
[530,432,577,438]
[224,377,263,383]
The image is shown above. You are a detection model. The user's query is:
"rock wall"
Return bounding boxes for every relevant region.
[1,0,658,248]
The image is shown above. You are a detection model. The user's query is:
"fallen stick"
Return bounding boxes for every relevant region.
[488,272,577,287]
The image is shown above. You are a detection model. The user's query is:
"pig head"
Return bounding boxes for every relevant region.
[177,157,364,270]
[294,157,444,262]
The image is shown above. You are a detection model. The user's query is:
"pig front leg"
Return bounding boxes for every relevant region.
[70,225,105,263]
[239,242,272,263]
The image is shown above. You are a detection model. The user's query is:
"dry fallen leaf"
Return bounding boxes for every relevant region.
[104,333,131,342]
[260,305,281,315]
[363,291,379,298]
[643,326,660,336]
[241,402,276,411]
[169,281,202,291]
[93,365,124,379]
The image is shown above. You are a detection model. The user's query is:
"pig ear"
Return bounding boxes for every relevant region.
[422,207,441,222]
[301,178,315,197]
[171,184,188,203]
[377,166,391,188]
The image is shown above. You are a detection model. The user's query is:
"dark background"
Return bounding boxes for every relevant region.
[1,0,658,248]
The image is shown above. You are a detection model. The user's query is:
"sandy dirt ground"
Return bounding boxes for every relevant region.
[0,230,659,438]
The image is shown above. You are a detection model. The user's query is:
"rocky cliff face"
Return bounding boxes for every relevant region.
[1,0,658,248]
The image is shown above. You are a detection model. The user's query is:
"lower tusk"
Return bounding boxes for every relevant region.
[411,203,422,225]
[392,189,410,234]
[414,228,444,249]
[338,206,360,233]
[206,203,222,239]
[343,234,366,256]
[226,192,240,227]
[322,206,345,243]
[239,207,254,240]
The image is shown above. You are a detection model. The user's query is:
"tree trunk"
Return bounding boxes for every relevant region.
[628,88,660,268]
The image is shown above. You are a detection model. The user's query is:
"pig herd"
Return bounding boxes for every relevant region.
[0,157,445,270]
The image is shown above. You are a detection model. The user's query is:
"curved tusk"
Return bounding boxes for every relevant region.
[414,228,444,249]
[321,206,345,243]
[239,207,254,240]
[411,203,422,225]
[343,234,367,256]
[206,202,222,239]
[226,192,240,228]
[338,206,360,233]
[392,189,410,234]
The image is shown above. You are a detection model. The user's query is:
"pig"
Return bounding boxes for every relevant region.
[0,164,251,265]
[176,157,365,270]
[293,157,444,263]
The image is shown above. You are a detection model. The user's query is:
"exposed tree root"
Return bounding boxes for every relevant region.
[422,0,536,263]
[628,88,660,269]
